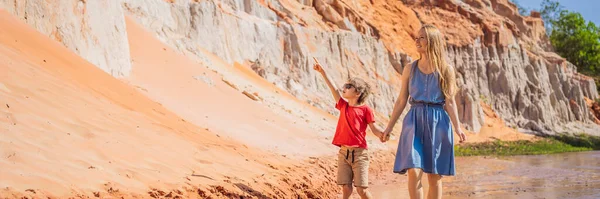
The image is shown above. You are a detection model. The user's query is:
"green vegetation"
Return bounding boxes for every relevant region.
[539,0,564,34]
[551,133,600,150]
[455,133,600,157]
[479,94,489,104]
[549,11,600,74]
[539,0,600,76]
[512,0,600,91]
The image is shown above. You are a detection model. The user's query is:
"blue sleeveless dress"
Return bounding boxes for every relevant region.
[393,60,456,176]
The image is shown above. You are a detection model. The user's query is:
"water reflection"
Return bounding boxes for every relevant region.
[370,151,600,199]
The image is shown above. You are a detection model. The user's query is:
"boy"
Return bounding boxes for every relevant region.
[313,58,385,199]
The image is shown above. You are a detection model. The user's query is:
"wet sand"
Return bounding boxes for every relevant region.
[370,151,600,199]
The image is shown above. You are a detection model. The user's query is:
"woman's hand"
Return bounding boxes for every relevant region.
[455,128,467,143]
[381,128,392,142]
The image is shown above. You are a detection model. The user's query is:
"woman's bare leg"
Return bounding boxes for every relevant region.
[426,173,442,199]
[407,168,424,199]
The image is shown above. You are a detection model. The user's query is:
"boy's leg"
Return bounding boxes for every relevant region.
[337,148,353,199]
[352,148,372,199]
[342,184,353,199]
[356,187,372,199]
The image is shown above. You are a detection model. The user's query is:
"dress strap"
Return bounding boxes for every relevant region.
[409,59,418,80]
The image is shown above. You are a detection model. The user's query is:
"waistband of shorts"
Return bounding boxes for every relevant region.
[340,145,367,151]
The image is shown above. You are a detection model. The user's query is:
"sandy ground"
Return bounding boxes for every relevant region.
[370,151,600,199]
[0,8,596,199]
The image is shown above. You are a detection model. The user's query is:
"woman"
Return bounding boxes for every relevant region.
[381,24,467,199]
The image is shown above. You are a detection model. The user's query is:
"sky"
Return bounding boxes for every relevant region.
[515,0,600,25]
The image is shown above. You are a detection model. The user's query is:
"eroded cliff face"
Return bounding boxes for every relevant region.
[0,0,131,77]
[402,0,599,133]
[4,0,598,134]
[118,0,400,124]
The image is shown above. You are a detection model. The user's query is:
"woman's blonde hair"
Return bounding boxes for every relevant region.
[421,24,457,99]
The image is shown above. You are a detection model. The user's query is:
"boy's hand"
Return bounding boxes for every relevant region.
[373,131,386,143]
[312,57,325,74]
[377,132,386,143]
[381,129,391,142]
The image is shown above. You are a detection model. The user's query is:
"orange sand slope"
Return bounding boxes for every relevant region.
[0,10,308,197]
[124,16,337,157]
[0,9,389,198]
[466,102,535,142]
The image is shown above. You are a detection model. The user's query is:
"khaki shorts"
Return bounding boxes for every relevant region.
[337,146,370,187]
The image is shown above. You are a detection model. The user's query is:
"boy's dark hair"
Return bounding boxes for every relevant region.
[347,77,371,105]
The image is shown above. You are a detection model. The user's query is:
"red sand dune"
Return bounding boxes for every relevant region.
[0,9,290,198]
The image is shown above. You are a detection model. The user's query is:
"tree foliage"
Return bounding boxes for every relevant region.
[548,9,600,74]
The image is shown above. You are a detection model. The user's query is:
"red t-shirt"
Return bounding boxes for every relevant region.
[331,98,375,149]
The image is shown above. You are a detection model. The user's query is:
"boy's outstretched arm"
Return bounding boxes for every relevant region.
[313,57,341,102]
[368,123,385,142]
